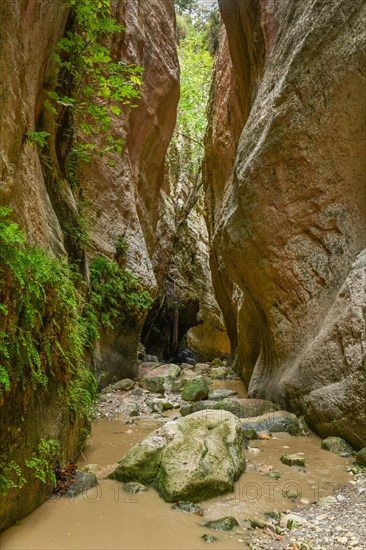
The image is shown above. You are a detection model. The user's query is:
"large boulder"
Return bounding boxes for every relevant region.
[109,410,245,502]
[180,398,278,418]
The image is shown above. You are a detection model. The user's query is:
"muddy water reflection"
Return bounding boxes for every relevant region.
[1,419,353,550]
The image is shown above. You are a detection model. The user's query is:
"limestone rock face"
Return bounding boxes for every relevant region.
[204,0,366,447]
[110,410,245,502]
[0,0,179,531]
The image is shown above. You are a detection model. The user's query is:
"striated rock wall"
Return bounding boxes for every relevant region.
[0,0,179,530]
[205,0,366,447]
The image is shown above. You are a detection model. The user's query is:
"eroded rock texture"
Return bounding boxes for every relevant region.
[0,0,180,530]
[204,0,366,447]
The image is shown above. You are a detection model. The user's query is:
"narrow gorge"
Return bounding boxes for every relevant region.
[0,1,365,548]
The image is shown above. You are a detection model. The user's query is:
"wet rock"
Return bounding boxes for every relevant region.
[109,410,245,502]
[203,516,239,531]
[247,518,265,529]
[66,471,98,497]
[111,379,135,391]
[355,448,366,466]
[181,376,209,402]
[208,389,238,400]
[264,511,281,522]
[281,453,305,467]
[172,501,203,515]
[321,437,354,457]
[180,398,277,418]
[265,471,281,480]
[201,534,218,543]
[241,411,301,435]
[123,481,147,494]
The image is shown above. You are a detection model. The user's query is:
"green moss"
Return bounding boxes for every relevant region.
[88,256,153,333]
[0,207,96,416]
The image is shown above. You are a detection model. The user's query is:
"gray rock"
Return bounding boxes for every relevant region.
[172,501,203,515]
[139,376,165,394]
[144,355,159,363]
[208,389,238,400]
[203,516,239,531]
[241,410,301,435]
[321,437,354,456]
[122,402,140,417]
[123,481,147,494]
[111,378,135,391]
[201,534,218,543]
[66,471,98,497]
[109,410,245,502]
[180,398,278,419]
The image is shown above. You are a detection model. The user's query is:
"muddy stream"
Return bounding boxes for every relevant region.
[0,379,354,549]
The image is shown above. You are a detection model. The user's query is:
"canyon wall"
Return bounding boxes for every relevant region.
[0,0,180,530]
[205,0,366,448]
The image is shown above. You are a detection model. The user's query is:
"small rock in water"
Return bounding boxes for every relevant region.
[66,471,98,497]
[201,534,218,543]
[265,470,281,479]
[280,453,305,467]
[248,446,260,454]
[123,481,147,494]
[172,501,203,516]
[204,516,239,531]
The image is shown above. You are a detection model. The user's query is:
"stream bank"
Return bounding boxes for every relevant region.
[1,360,365,550]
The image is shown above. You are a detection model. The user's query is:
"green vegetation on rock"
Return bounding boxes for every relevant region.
[46,0,143,158]
[0,207,96,416]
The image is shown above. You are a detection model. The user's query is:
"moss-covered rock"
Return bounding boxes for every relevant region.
[203,516,239,531]
[181,376,209,402]
[280,453,305,467]
[109,410,245,502]
[355,447,366,466]
[321,437,354,456]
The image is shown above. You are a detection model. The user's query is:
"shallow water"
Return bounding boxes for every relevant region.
[1,416,353,550]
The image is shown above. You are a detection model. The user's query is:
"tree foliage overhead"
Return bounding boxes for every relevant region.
[46,0,143,158]
[173,0,219,174]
